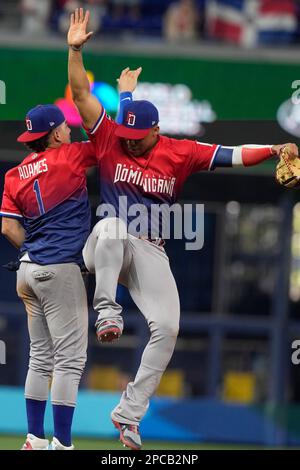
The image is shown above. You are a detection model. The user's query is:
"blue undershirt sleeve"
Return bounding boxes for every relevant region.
[116,92,133,124]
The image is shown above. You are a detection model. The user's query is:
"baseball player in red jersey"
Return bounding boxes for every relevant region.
[68,9,299,450]
[0,104,97,450]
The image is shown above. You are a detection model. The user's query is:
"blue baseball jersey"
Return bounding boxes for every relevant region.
[0,142,97,265]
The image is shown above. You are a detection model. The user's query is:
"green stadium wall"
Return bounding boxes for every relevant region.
[0,47,298,120]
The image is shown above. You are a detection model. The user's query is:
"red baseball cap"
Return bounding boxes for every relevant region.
[17,104,65,143]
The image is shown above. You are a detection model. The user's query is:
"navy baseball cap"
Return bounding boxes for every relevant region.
[17,104,65,143]
[115,100,159,140]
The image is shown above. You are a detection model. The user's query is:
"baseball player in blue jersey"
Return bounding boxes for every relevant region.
[68,8,298,451]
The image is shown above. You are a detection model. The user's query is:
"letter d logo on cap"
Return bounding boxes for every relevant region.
[126,112,136,127]
[26,119,33,131]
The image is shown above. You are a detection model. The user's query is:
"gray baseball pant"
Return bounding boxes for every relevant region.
[17,262,88,407]
[83,217,180,425]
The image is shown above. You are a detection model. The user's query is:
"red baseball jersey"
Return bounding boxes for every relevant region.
[87,110,218,237]
[1,142,97,264]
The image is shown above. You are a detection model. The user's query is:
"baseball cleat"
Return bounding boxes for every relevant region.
[96,320,122,343]
[48,437,74,450]
[112,419,142,450]
[21,434,49,450]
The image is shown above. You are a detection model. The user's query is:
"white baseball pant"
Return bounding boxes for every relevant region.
[83,217,180,425]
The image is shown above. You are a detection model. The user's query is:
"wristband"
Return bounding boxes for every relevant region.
[70,45,82,51]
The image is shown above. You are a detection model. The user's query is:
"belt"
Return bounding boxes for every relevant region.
[140,237,165,247]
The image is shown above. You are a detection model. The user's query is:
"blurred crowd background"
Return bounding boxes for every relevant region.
[1,0,300,47]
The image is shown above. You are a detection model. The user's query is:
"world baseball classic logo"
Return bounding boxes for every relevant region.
[0,80,6,104]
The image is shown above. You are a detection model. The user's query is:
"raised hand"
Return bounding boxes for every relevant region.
[68,8,93,49]
[117,67,143,93]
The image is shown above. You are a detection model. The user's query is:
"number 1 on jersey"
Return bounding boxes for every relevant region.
[33,180,45,215]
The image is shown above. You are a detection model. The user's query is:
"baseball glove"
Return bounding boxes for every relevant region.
[276,145,300,189]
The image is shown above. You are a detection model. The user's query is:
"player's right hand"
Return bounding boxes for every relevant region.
[68,8,93,49]
[117,67,143,93]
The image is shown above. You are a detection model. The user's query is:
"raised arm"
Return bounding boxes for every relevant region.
[116,66,142,124]
[68,8,102,130]
[68,9,143,130]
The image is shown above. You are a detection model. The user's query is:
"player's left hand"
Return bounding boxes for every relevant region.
[275,144,300,189]
[117,67,143,93]
[68,8,93,49]
[271,143,299,157]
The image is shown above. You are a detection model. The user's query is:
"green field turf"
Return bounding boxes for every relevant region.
[0,435,285,450]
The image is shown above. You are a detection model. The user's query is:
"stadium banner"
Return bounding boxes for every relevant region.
[0,47,299,123]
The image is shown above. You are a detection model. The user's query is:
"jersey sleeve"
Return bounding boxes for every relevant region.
[185,141,219,175]
[0,176,23,220]
[64,140,98,175]
[84,108,117,159]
